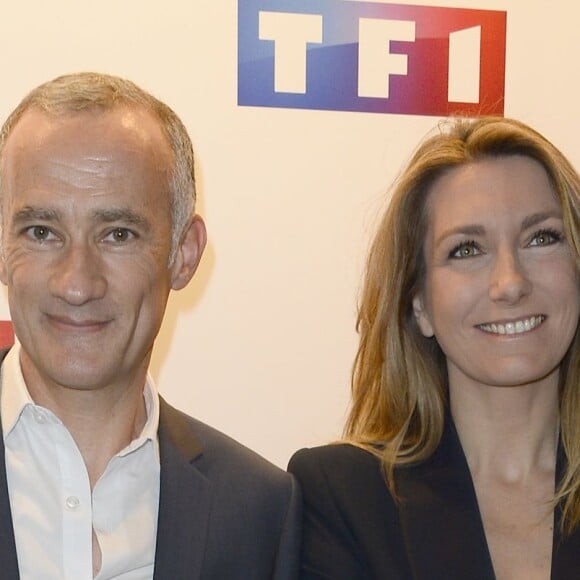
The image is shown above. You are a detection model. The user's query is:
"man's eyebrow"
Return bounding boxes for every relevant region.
[12,207,60,223]
[92,208,150,228]
[11,207,151,229]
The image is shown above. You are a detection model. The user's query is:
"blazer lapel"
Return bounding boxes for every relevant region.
[552,522,580,580]
[0,349,21,579]
[153,399,212,580]
[396,418,495,580]
[551,445,580,580]
[0,433,19,579]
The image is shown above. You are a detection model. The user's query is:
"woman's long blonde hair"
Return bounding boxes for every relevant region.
[345,117,580,533]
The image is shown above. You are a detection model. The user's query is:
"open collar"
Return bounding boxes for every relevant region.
[396,415,580,580]
[396,417,495,579]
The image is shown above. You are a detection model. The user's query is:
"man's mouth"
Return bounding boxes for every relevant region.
[477,315,546,335]
[46,314,111,330]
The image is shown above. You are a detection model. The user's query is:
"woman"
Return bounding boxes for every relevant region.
[289,117,580,579]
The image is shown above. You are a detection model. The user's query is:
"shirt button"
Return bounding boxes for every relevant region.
[65,496,80,510]
[33,409,47,424]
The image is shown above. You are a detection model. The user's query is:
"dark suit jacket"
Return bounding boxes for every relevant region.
[0,396,301,579]
[288,420,580,579]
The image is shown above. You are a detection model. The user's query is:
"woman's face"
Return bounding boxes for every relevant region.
[413,155,579,391]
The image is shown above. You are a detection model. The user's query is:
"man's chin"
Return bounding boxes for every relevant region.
[24,356,122,394]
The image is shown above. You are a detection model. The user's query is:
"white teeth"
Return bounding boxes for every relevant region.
[478,316,545,335]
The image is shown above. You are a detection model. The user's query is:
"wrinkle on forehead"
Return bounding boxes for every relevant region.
[2,107,173,200]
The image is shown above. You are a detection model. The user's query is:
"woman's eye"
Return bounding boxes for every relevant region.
[449,240,481,259]
[104,228,135,243]
[528,228,562,247]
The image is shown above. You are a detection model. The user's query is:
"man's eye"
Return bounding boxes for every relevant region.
[104,228,135,243]
[26,225,54,242]
[448,240,481,259]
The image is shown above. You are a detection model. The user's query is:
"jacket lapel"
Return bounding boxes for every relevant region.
[153,399,212,580]
[552,520,580,580]
[0,432,20,579]
[396,418,495,580]
[550,445,580,580]
[0,349,20,579]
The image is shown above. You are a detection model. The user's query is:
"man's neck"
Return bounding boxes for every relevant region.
[21,364,149,488]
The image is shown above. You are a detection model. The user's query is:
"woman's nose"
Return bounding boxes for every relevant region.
[488,249,532,305]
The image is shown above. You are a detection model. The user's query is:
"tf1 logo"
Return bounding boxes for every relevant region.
[238,0,506,116]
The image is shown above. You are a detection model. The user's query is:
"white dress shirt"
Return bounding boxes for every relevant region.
[1,341,161,580]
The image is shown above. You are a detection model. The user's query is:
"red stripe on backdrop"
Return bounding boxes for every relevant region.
[0,321,14,349]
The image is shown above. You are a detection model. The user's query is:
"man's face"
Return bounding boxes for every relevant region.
[0,107,204,395]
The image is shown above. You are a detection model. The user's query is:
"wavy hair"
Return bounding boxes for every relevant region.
[345,116,580,533]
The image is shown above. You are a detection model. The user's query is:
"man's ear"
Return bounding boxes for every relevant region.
[170,215,207,290]
[412,294,435,338]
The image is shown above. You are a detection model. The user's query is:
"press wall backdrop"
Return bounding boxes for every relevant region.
[0,0,577,467]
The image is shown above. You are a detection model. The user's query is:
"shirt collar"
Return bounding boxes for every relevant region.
[119,371,160,457]
[1,340,160,449]
[2,340,34,439]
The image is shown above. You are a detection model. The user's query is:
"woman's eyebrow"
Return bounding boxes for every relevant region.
[521,210,562,231]
[433,210,564,248]
[434,224,485,248]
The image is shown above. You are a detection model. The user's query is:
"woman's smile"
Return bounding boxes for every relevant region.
[476,315,546,335]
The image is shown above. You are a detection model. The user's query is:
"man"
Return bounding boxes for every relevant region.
[0,73,300,579]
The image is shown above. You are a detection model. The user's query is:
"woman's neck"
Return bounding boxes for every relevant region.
[449,374,559,482]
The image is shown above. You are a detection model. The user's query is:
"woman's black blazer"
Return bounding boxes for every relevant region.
[288,420,580,579]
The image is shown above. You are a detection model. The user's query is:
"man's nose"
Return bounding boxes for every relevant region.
[48,242,107,305]
[488,249,532,305]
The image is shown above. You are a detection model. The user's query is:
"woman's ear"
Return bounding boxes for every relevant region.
[412,294,435,338]
[170,215,207,290]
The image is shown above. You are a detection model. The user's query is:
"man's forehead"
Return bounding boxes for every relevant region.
[0,105,175,216]
[4,105,171,156]
[0,107,174,189]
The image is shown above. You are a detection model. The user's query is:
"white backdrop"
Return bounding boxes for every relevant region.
[0,0,577,467]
